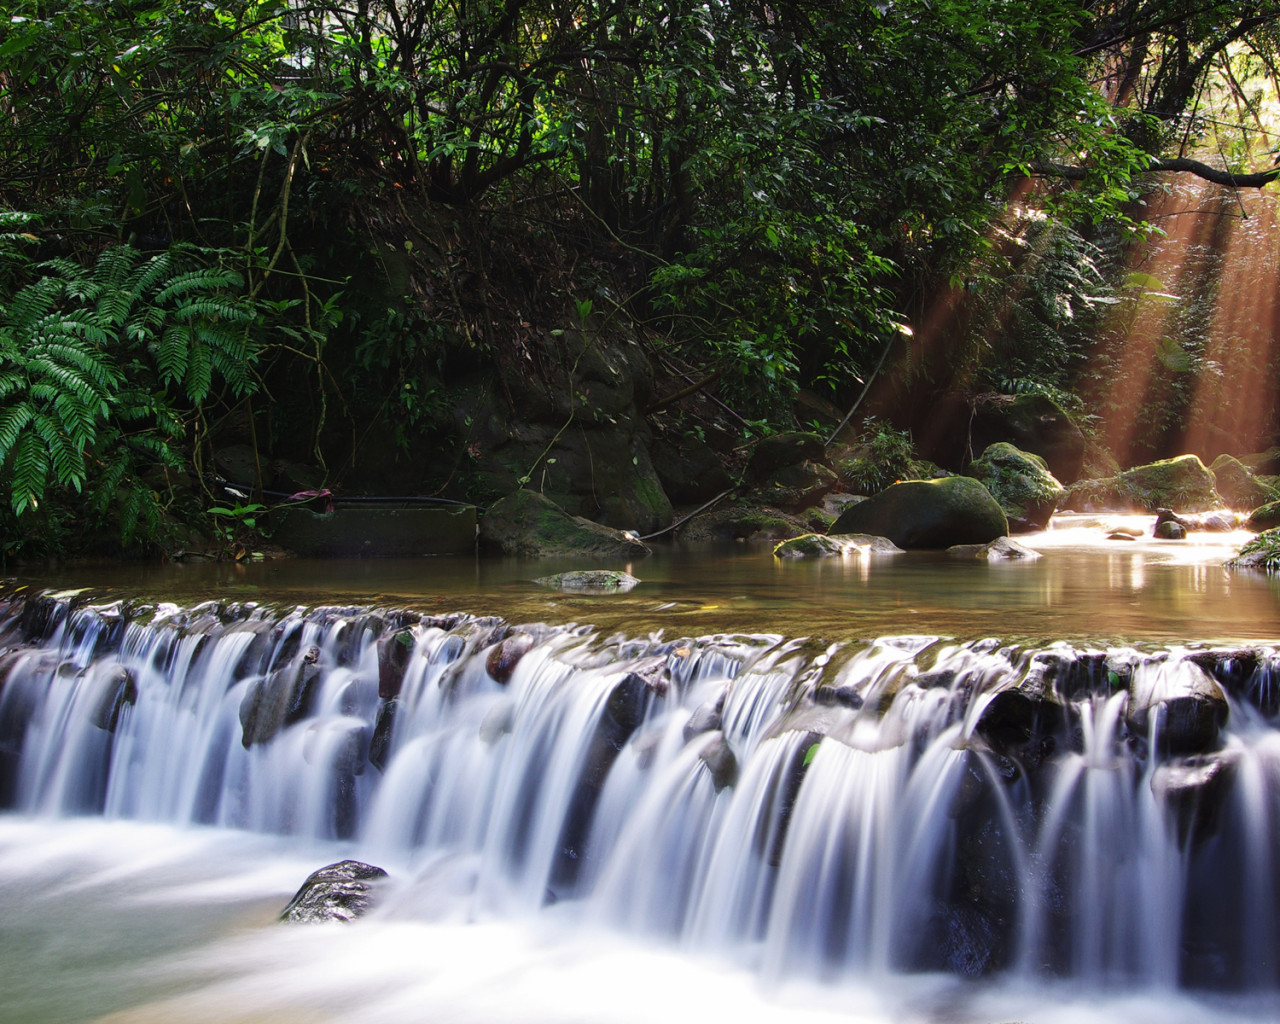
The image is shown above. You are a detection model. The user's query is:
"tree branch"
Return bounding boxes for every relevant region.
[1030,156,1280,188]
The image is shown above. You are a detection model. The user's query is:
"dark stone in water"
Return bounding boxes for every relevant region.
[682,691,725,742]
[279,860,388,923]
[377,629,415,698]
[485,632,534,684]
[1152,754,1237,846]
[239,645,323,748]
[697,733,738,792]
[368,698,399,772]
[84,663,137,733]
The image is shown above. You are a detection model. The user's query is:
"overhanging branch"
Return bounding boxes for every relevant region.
[1030,156,1280,188]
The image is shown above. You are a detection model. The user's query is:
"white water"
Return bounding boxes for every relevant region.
[4,589,1280,1021]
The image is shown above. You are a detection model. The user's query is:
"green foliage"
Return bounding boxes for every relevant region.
[841,419,920,495]
[1229,528,1280,572]
[0,224,261,548]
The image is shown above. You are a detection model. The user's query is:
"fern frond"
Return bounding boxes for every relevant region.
[0,404,34,459]
[185,338,212,402]
[9,430,49,515]
[157,325,191,386]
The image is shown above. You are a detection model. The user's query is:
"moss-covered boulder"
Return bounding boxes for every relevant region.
[1117,455,1223,512]
[967,442,1064,533]
[773,533,903,559]
[1210,454,1276,511]
[969,393,1086,484]
[744,431,826,482]
[947,536,1041,561]
[1246,500,1280,532]
[479,489,651,558]
[828,477,1008,549]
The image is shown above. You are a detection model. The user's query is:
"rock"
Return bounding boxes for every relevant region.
[947,536,1041,560]
[745,431,826,483]
[1154,519,1187,539]
[1117,455,1223,513]
[1211,454,1276,510]
[696,733,738,791]
[967,442,1065,532]
[1151,754,1237,845]
[83,663,138,733]
[279,860,388,923]
[828,477,1008,549]
[533,570,641,593]
[773,533,904,559]
[651,431,734,504]
[750,459,839,512]
[673,503,812,545]
[479,489,652,558]
[930,393,1085,484]
[239,645,323,748]
[485,632,535,683]
[1126,660,1229,756]
[683,691,726,742]
[1106,531,1137,541]
[1246,500,1280,532]
[376,630,414,699]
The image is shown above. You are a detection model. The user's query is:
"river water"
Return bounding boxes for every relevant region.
[3,515,1280,1024]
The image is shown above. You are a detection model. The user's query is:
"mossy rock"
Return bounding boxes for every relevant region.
[1246,500,1280,532]
[1117,455,1223,512]
[967,442,1064,532]
[533,570,641,592]
[828,477,1008,549]
[773,533,904,559]
[745,431,826,483]
[673,503,811,544]
[946,536,1042,561]
[479,489,651,558]
[1210,454,1277,511]
[1229,528,1280,570]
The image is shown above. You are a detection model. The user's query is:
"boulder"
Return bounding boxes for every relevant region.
[828,477,1008,550]
[279,860,388,923]
[1116,454,1223,512]
[967,442,1065,532]
[479,489,652,558]
[1126,660,1229,756]
[1246,500,1280,532]
[750,459,839,511]
[744,431,826,483]
[773,533,904,559]
[1210,454,1276,510]
[969,393,1086,484]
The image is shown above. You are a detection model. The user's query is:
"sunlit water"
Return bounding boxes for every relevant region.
[5,515,1280,1024]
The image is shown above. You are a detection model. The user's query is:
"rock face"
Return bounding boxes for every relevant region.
[828,477,1008,549]
[466,327,674,534]
[479,489,652,558]
[651,431,734,503]
[743,431,837,511]
[279,860,388,923]
[1211,454,1275,510]
[967,442,1065,532]
[1246,500,1280,532]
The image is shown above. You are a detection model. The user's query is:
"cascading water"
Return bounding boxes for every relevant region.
[2,584,1280,1015]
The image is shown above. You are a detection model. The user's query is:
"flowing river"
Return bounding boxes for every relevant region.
[3,516,1280,1024]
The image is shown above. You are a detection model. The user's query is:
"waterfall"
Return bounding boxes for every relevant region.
[2,586,1279,991]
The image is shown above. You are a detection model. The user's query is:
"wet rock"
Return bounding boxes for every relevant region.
[745,431,826,483]
[697,733,738,792]
[279,860,388,923]
[829,477,1007,550]
[479,703,515,743]
[486,632,535,684]
[368,698,398,772]
[479,488,652,558]
[301,720,370,776]
[683,691,726,742]
[1154,519,1187,540]
[1127,660,1229,756]
[377,629,415,698]
[967,442,1065,532]
[83,663,138,733]
[947,536,1041,561]
[238,645,323,748]
[773,533,903,559]
[812,683,864,709]
[1151,754,1237,845]
[533,571,641,593]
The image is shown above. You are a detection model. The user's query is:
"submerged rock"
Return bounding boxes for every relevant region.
[485,632,535,684]
[279,860,388,923]
[828,477,1008,549]
[534,570,641,592]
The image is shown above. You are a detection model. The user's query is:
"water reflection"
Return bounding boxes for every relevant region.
[12,517,1280,647]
